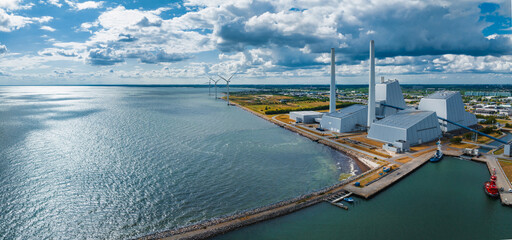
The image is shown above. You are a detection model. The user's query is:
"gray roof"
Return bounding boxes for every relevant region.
[289,111,323,116]
[372,110,436,129]
[325,104,367,118]
[424,91,458,100]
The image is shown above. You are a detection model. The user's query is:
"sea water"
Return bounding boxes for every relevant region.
[0,86,359,239]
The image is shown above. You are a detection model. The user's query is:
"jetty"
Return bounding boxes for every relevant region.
[445,147,512,206]
[345,151,432,198]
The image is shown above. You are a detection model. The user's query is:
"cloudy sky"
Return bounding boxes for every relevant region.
[0,0,510,85]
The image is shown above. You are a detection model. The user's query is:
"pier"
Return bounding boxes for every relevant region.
[344,151,432,198]
[445,147,512,206]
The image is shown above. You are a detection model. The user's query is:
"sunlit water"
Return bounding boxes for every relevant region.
[0,86,359,239]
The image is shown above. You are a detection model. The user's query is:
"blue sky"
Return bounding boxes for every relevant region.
[0,0,510,85]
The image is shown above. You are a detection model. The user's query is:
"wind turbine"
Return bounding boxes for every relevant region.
[206,77,213,96]
[218,73,235,106]
[209,77,221,99]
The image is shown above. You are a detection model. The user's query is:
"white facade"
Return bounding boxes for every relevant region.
[418,91,477,132]
[320,104,368,133]
[367,110,442,146]
[289,111,323,124]
[375,79,407,117]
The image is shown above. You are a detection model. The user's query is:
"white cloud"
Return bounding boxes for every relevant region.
[0,9,53,32]
[45,0,63,7]
[65,0,104,10]
[0,0,33,10]
[40,25,56,32]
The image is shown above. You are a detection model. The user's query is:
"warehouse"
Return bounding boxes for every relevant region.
[418,91,477,132]
[289,111,323,124]
[320,104,367,133]
[367,109,442,147]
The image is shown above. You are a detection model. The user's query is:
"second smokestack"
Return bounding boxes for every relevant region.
[368,40,376,128]
[329,48,336,114]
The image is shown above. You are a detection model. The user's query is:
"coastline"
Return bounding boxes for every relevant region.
[231,102,373,172]
[137,97,511,240]
[137,102,376,240]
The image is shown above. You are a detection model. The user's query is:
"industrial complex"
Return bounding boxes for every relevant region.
[287,41,510,155]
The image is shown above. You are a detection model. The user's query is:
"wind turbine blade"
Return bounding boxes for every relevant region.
[228,73,235,81]
[217,75,227,81]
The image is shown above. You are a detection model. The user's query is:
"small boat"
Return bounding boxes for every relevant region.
[484,168,499,198]
[343,197,354,203]
[430,140,444,162]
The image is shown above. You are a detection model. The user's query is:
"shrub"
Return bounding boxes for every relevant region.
[463,132,473,140]
[450,137,462,144]
[480,127,494,134]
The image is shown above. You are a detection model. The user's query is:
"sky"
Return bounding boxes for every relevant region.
[0,0,511,85]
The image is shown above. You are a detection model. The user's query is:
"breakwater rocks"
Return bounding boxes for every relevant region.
[138,170,373,240]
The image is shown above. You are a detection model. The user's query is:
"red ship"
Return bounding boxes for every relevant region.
[484,168,499,198]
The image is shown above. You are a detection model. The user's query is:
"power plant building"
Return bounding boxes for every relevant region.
[418,91,477,132]
[375,79,407,118]
[367,110,442,146]
[320,104,368,133]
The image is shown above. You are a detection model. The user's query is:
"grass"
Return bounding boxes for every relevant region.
[409,142,436,152]
[466,132,503,144]
[412,150,434,157]
[339,173,353,181]
[351,136,383,148]
[275,114,296,124]
[494,148,504,155]
[229,94,330,114]
[448,142,478,149]
[498,160,512,184]
[395,156,413,164]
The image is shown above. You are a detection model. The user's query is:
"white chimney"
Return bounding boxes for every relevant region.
[329,48,336,114]
[368,40,376,128]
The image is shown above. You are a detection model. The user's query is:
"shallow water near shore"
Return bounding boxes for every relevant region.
[0,86,360,239]
[215,157,512,240]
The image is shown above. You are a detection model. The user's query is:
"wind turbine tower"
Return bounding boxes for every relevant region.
[207,77,212,96]
[210,77,221,99]
[218,73,235,106]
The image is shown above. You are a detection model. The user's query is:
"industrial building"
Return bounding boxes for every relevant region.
[289,40,499,154]
[320,104,368,133]
[418,91,477,132]
[367,110,442,147]
[289,111,323,124]
[375,78,407,118]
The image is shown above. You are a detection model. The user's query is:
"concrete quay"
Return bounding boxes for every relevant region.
[344,151,432,198]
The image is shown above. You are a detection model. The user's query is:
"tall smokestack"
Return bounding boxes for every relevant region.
[329,48,336,114]
[367,40,376,128]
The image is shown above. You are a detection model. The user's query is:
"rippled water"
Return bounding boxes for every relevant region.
[0,86,359,239]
